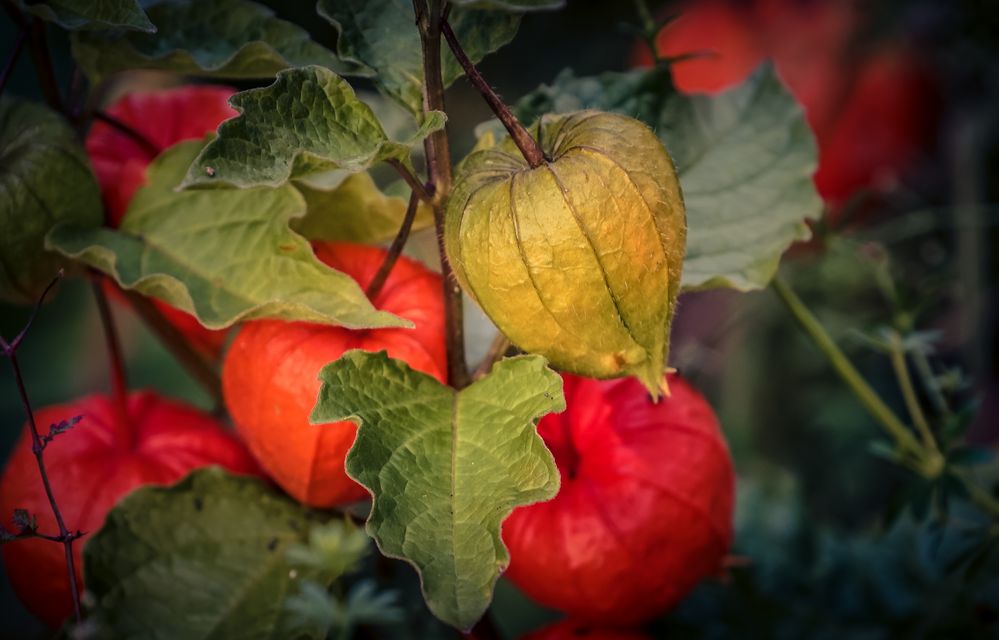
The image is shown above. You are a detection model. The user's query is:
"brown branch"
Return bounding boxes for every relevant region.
[0,27,26,98]
[415,0,469,389]
[366,190,421,300]
[385,158,431,202]
[441,18,545,169]
[472,333,511,381]
[0,271,84,624]
[121,290,224,408]
[90,275,130,430]
[92,109,160,158]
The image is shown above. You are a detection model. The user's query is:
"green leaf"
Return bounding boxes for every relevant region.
[311,351,563,630]
[84,468,338,640]
[15,0,154,31]
[504,65,822,291]
[71,0,359,87]
[292,172,434,244]
[0,98,102,304]
[181,66,445,189]
[447,0,565,9]
[318,0,521,116]
[47,139,408,330]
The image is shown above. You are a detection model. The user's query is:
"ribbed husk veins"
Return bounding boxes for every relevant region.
[446,111,686,397]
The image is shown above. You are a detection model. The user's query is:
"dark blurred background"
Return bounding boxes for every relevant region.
[2,0,998,637]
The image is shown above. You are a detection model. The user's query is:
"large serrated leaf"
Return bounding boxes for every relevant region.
[310,351,563,630]
[15,0,154,32]
[84,468,336,640]
[47,139,408,330]
[0,98,102,304]
[71,0,359,87]
[501,65,822,291]
[182,66,445,189]
[292,172,434,244]
[317,0,521,116]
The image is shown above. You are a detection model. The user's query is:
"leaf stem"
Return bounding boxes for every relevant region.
[440,17,545,168]
[0,26,26,98]
[415,0,469,389]
[771,275,926,459]
[366,190,421,300]
[385,158,431,202]
[472,333,510,381]
[92,109,160,159]
[886,330,940,456]
[90,275,130,436]
[121,289,224,408]
[0,273,83,623]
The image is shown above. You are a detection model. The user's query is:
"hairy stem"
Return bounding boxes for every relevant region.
[121,290,224,408]
[771,276,926,460]
[366,191,421,300]
[0,274,83,623]
[441,18,545,168]
[386,158,432,202]
[90,275,130,434]
[0,27,26,97]
[93,109,160,159]
[415,0,469,389]
[472,333,511,381]
[887,330,940,456]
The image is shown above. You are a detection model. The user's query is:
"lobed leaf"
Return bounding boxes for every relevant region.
[84,468,339,639]
[47,139,408,330]
[0,98,102,304]
[14,0,154,32]
[317,0,521,116]
[502,65,823,291]
[182,66,445,189]
[71,0,358,87]
[311,351,563,630]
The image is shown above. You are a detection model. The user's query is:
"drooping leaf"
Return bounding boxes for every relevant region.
[500,65,822,291]
[47,139,408,330]
[0,98,102,304]
[311,351,563,630]
[181,66,445,189]
[292,172,434,244]
[447,0,565,9]
[317,0,521,116]
[84,468,338,639]
[71,0,359,87]
[14,0,154,32]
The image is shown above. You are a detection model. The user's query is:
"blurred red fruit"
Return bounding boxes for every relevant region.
[85,85,239,357]
[503,373,734,624]
[222,242,447,507]
[0,392,261,627]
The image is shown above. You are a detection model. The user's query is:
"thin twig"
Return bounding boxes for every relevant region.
[0,27,26,98]
[385,158,431,202]
[887,330,939,456]
[92,109,160,158]
[771,276,930,466]
[90,275,130,430]
[366,191,421,300]
[472,333,511,381]
[415,0,469,389]
[440,18,545,169]
[26,17,62,112]
[121,290,224,408]
[1,272,84,623]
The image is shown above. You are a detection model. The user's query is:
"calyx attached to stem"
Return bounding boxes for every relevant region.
[445,110,686,397]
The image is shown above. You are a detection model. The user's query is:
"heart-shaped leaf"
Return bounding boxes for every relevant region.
[47,139,407,330]
[71,0,358,87]
[311,351,563,630]
[15,0,154,32]
[182,66,445,189]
